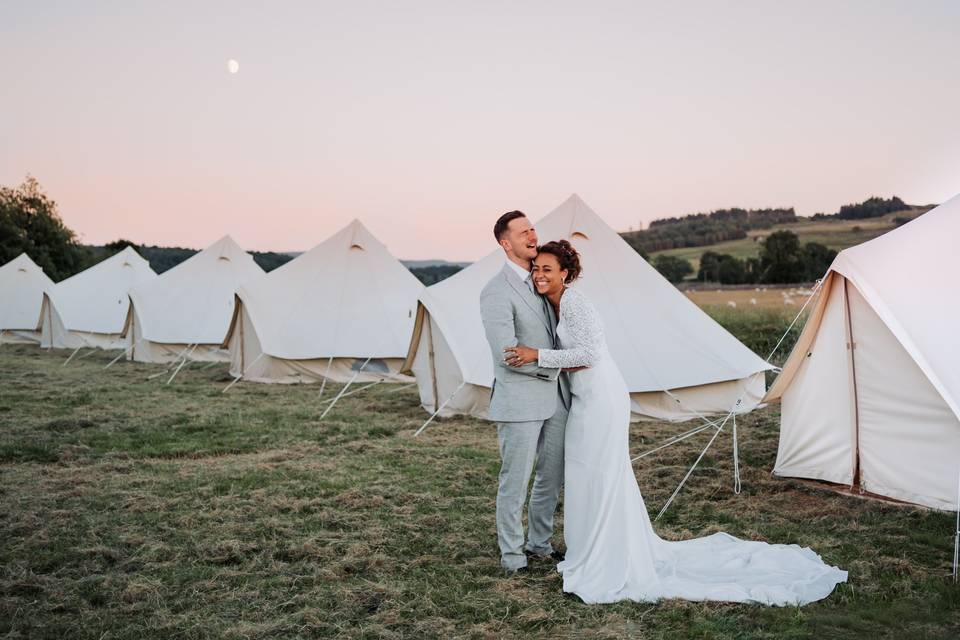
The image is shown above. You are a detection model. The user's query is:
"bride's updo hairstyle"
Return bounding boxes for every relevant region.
[537,240,582,284]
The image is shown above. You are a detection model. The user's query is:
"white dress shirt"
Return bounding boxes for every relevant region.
[506,258,533,291]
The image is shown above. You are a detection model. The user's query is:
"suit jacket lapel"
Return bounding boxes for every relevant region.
[502,265,552,334]
[544,296,558,346]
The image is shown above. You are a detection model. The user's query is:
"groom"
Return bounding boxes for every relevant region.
[480,210,571,572]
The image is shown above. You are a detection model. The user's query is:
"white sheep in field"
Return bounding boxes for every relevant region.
[784,298,795,306]
[750,298,757,305]
[727,301,737,308]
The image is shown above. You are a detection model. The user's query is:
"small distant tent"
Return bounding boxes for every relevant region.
[402,194,773,422]
[39,247,157,350]
[765,195,960,510]
[123,236,264,363]
[223,219,422,383]
[0,254,54,345]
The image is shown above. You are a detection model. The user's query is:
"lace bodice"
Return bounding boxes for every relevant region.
[538,288,604,369]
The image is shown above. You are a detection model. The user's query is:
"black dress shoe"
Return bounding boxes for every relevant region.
[525,549,565,562]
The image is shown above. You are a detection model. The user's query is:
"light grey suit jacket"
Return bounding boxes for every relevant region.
[480,264,571,423]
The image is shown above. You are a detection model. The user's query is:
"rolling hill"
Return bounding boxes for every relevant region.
[647,207,932,274]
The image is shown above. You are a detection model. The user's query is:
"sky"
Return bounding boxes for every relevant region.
[2,1,959,260]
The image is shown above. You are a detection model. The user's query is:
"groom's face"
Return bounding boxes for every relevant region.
[500,217,539,263]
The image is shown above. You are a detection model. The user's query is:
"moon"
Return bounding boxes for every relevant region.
[227,59,239,74]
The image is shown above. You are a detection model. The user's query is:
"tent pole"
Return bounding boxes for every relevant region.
[222,374,243,393]
[166,354,191,384]
[223,352,264,392]
[319,371,360,420]
[953,468,959,583]
[630,390,726,462]
[46,301,54,351]
[765,278,824,362]
[318,356,334,400]
[62,345,83,366]
[633,281,819,493]
[414,381,466,437]
[147,343,195,379]
[631,422,717,463]
[732,411,741,494]
[319,378,385,406]
[655,402,739,521]
[107,338,142,369]
[166,343,200,384]
[319,355,375,420]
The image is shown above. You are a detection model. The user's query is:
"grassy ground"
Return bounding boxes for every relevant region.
[1,327,958,638]
[684,286,817,311]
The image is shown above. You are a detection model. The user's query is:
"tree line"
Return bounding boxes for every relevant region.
[810,195,911,221]
[0,175,909,287]
[1,176,458,285]
[621,207,798,254]
[651,231,837,285]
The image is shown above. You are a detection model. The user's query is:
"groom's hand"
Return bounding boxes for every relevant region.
[503,345,537,367]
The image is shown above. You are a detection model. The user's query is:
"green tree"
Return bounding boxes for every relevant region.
[698,251,752,284]
[801,242,837,281]
[103,239,140,256]
[0,176,92,280]
[759,230,805,283]
[653,254,693,283]
[837,195,908,220]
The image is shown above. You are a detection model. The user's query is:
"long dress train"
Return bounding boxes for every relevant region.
[538,287,847,605]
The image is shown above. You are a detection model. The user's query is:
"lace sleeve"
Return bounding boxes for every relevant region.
[537,289,604,369]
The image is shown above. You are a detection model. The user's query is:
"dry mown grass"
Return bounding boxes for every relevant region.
[1,343,958,639]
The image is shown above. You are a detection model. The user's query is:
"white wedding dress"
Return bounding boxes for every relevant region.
[538,287,848,605]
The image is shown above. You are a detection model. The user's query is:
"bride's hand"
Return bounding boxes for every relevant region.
[563,366,587,373]
[503,345,538,367]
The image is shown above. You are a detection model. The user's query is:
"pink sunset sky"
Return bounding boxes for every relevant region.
[2,1,959,261]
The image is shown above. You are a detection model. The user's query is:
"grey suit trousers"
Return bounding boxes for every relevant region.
[495,387,569,570]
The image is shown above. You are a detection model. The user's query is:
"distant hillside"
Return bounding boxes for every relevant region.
[642,206,932,274]
[621,207,798,255]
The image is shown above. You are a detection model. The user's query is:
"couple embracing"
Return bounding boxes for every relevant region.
[479,210,847,605]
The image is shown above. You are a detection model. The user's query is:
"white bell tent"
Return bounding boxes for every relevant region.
[0,253,54,345]
[123,236,264,363]
[39,247,157,350]
[402,194,773,422]
[222,219,422,384]
[765,195,960,510]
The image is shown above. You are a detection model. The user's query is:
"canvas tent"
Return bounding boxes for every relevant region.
[123,235,264,363]
[0,253,54,344]
[222,219,422,383]
[39,247,157,350]
[402,194,774,422]
[764,195,960,510]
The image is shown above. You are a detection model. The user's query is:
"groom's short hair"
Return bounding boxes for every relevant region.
[494,210,527,241]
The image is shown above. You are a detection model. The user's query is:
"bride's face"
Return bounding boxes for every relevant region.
[532,252,567,296]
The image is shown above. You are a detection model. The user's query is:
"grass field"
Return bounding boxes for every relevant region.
[650,210,927,273]
[685,286,817,311]
[1,312,958,638]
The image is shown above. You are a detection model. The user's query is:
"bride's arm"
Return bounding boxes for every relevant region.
[537,291,604,369]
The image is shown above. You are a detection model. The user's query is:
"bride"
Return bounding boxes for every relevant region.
[504,240,847,605]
